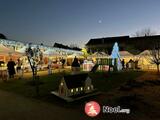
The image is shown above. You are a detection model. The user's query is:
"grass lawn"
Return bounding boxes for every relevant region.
[1,70,160,120]
[0,70,143,103]
[1,70,152,120]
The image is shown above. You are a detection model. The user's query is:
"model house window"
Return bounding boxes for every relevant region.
[91,85,93,89]
[87,86,90,90]
[71,89,74,93]
[81,87,83,91]
[76,88,79,92]
[60,82,63,86]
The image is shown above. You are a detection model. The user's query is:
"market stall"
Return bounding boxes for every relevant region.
[136,50,156,70]
[67,53,84,66]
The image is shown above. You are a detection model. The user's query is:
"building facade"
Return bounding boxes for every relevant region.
[86,35,160,54]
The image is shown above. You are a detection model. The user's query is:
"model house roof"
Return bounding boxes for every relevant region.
[64,73,89,89]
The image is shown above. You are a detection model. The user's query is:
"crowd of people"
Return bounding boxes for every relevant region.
[121,59,139,70]
[1,55,140,81]
[7,58,23,79]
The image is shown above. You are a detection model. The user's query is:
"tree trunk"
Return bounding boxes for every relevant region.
[157,64,159,74]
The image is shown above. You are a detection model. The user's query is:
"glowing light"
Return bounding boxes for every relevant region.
[71,89,73,93]
[76,88,78,92]
[87,86,90,90]
[60,82,63,86]
[81,87,83,91]
[111,42,122,70]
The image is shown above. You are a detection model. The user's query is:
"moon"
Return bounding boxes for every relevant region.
[98,20,102,23]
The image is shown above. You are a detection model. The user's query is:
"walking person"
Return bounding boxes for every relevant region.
[16,59,22,79]
[7,58,16,79]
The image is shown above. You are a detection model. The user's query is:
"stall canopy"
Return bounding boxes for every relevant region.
[0,44,22,62]
[136,50,154,68]
[16,46,27,54]
[0,44,21,55]
[138,50,150,56]
[119,51,133,57]
[67,53,84,58]
[44,49,62,57]
[88,52,109,58]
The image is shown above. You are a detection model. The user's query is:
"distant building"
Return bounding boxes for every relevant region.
[86,35,160,54]
[58,73,94,97]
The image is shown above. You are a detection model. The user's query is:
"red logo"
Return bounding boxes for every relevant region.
[85,101,101,117]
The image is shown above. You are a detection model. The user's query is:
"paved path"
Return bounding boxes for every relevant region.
[0,90,88,120]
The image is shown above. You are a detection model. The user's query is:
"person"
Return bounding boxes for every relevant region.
[71,56,80,73]
[128,59,134,69]
[71,56,80,68]
[7,58,16,78]
[121,59,125,70]
[16,59,22,79]
[48,59,52,75]
[61,58,66,68]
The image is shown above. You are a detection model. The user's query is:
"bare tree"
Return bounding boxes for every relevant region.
[133,28,156,37]
[149,43,160,73]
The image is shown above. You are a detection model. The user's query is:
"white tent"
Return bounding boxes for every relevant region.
[67,53,84,58]
[44,49,62,57]
[0,44,22,62]
[136,50,157,70]
[0,44,15,54]
[119,51,133,57]
[139,50,150,56]
[88,52,109,58]
[16,46,27,54]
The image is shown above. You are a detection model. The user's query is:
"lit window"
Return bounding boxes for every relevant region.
[76,88,78,92]
[81,87,83,91]
[71,89,73,93]
[87,86,90,90]
[60,82,63,86]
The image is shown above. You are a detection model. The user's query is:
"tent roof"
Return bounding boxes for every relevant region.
[119,51,133,57]
[67,53,84,58]
[89,52,109,58]
[44,49,60,56]
[139,50,150,56]
[16,46,27,53]
[0,44,20,55]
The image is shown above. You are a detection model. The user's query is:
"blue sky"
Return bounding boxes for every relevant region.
[0,0,160,47]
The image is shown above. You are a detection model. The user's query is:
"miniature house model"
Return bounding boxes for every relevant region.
[58,73,94,97]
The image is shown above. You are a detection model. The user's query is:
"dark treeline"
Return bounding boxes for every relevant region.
[53,43,81,51]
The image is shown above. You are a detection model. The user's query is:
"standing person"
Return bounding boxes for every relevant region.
[7,58,16,78]
[72,56,80,67]
[16,59,22,79]
[48,59,52,75]
[61,58,66,69]
[121,59,125,70]
[71,56,80,73]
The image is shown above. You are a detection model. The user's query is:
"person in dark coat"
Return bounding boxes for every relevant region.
[7,58,16,78]
[71,56,80,67]
[121,59,125,70]
[61,58,66,68]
